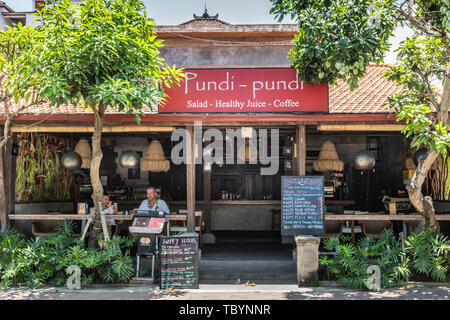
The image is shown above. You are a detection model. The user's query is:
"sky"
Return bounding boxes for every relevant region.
[5,0,413,64]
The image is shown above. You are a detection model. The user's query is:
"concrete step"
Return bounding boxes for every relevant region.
[199,272,297,281]
[199,259,297,281]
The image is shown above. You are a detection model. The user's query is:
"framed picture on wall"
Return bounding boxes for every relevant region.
[128,167,140,179]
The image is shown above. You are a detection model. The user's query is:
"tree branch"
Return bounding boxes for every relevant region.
[394,5,441,38]
[414,68,441,111]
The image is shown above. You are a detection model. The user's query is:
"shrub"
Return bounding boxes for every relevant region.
[320,229,450,291]
[404,229,450,281]
[319,229,410,291]
[0,221,137,289]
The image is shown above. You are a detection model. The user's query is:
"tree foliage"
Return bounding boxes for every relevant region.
[27,0,183,122]
[270,0,450,228]
[0,23,42,148]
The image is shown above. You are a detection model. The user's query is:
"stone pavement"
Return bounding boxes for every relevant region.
[0,282,449,300]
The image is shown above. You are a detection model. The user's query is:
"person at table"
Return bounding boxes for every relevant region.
[102,194,114,214]
[135,186,170,214]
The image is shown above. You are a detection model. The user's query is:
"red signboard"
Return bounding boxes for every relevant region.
[159,68,328,113]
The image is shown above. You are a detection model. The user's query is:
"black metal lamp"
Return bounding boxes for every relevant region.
[60,151,82,171]
[11,144,19,156]
[413,148,428,166]
[119,150,140,168]
[354,151,376,171]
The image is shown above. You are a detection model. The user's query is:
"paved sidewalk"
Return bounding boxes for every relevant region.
[0,283,449,300]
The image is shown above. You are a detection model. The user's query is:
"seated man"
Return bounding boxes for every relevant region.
[135,186,170,214]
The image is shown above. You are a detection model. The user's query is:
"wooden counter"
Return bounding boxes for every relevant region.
[325,214,450,221]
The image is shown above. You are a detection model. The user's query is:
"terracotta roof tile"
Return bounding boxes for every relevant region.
[329,64,403,114]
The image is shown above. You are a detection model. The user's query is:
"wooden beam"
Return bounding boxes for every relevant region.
[5,113,399,125]
[186,126,196,233]
[318,124,405,132]
[296,124,306,175]
[0,130,12,230]
[11,125,175,133]
[203,171,211,233]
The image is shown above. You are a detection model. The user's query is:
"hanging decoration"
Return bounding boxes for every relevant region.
[74,138,92,169]
[313,140,344,172]
[141,140,170,172]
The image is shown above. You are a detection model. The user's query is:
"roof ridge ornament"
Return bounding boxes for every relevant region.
[193,4,218,19]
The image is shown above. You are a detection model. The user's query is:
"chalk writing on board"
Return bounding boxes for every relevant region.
[159,235,199,289]
[281,176,325,236]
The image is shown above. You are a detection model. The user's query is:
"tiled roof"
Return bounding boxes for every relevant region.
[0,64,422,116]
[329,64,403,114]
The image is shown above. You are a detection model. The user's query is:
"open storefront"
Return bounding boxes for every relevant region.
[2,14,450,283]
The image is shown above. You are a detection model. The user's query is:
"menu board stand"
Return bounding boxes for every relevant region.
[281,176,325,236]
[159,234,199,289]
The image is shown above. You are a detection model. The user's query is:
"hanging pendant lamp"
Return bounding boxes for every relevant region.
[74,138,92,169]
[119,150,140,168]
[141,140,170,172]
[60,151,82,171]
[313,140,344,172]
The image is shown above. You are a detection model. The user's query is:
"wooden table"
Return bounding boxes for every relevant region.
[9,213,188,235]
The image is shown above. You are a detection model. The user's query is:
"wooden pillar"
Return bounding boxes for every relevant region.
[296,124,306,176]
[0,129,14,230]
[186,126,196,233]
[203,171,211,233]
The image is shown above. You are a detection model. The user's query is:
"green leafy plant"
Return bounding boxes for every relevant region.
[15,133,73,201]
[0,221,137,289]
[320,229,450,290]
[319,229,410,291]
[404,229,450,281]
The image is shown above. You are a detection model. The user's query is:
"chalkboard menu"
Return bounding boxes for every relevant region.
[281,176,325,236]
[159,235,199,289]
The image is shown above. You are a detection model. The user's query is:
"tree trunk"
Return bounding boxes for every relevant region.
[406,64,450,232]
[87,102,105,248]
[0,125,8,230]
[0,116,11,150]
[406,150,440,231]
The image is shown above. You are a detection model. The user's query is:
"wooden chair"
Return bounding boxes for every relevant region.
[171,210,203,247]
[359,220,393,238]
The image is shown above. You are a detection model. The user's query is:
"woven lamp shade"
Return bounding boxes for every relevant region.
[74,138,92,169]
[141,140,170,172]
[313,140,344,172]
